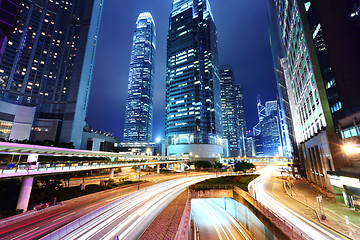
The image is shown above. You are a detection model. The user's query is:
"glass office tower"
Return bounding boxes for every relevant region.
[0,0,103,148]
[220,65,246,157]
[166,0,224,158]
[123,12,156,142]
[220,66,238,157]
[269,0,360,192]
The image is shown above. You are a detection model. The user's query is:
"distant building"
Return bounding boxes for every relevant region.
[261,110,282,156]
[254,134,263,157]
[234,84,247,156]
[252,98,285,157]
[0,0,103,148]
[123,12,156,142]
[81,125,115,151]
[113,141,160,156]
[220,65,246,157]
[165,0,224,159]
[245,135,256,157]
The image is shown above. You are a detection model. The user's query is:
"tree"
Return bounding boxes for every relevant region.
[234,160,255,173]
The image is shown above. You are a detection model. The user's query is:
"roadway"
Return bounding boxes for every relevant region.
[191,199,252,240]
[250,166,348,240]
[0,173,211,240]
[48,175,213,240]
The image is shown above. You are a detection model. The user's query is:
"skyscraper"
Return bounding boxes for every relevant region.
[269,0,360,193]
[252,98,284,156]
[234,84,247,156]
[123,12,156,142]
[166,0,224,158]
[0,0,103,148]
[220,66,238,157]
[0,0,22,62]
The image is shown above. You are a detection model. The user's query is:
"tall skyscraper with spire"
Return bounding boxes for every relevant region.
[0,0,103,148]
[123,12,156,142]
[166,0,224,158]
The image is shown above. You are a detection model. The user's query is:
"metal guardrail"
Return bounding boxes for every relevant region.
[189,184,234,190]
[233,186,311,240]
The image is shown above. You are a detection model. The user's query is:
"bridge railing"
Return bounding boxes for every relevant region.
[0,160,187,176]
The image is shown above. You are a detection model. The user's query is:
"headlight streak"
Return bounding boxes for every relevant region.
[206,199,253,240]
[113,179,204,240]
[192,200,225,240]
[57,176,213,240]
[254,166,343,240]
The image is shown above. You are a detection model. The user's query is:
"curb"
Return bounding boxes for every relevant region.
[282,179,354,240]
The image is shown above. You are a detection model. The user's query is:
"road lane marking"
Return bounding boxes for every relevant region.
[53,212,75,222]
[10,227,39,240]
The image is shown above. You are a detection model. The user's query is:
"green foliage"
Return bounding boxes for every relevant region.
[192,175,258,191]
[194,161,213,169]
[233,160,255,173]
[213,161,224,169]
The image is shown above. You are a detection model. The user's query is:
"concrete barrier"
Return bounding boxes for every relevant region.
[187,186,306,240]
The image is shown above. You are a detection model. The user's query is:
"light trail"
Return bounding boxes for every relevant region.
[43,175,214,240]
[251,166,345,240]
[191,199,252,240]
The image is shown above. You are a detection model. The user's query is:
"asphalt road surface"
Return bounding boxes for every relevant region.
[250,166,348,240]
[191,198,252,240]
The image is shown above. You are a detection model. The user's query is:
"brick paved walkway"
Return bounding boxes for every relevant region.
[139,190,188,240]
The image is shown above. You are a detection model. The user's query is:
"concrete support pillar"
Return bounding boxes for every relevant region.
[176,163,180,171]
[157,164,160,174]
[166,163,169,169]
[16,176,34,212]
[181,163,185,172]
[109,168,114,179]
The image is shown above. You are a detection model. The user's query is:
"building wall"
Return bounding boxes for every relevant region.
[81,131,115,151]
[300,130,334,190]
[0,100,35,140]
[167,144,223,159]
[30,119,61,142]
[0,0,103,148]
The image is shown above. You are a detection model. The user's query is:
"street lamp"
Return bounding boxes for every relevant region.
[343,143,360,155]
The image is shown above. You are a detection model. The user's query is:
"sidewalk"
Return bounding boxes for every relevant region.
[287,178,360,239]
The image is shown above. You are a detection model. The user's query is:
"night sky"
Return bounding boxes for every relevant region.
[87,0,277,140]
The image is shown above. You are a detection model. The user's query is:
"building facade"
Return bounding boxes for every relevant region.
[269,0,360,194]
[0,0,22,62]
[234,84,247,156]
[220,65,246,157]
[165,0,224,158]
[0,0,103,148]
[123,12,156,143]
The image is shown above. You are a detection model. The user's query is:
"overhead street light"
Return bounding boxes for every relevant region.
[342,143,360,155]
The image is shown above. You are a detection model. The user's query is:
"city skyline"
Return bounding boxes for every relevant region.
[88,0,278,140]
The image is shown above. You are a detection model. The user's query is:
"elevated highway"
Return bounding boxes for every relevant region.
[0,142,188,212]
